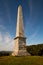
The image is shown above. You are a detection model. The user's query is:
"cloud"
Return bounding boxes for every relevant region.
[29,30,38,40]
[0,31,14,51]
[0,32,2,42]
[27,26,40,45]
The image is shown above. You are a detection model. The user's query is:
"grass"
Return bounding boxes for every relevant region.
[0,56,43,65]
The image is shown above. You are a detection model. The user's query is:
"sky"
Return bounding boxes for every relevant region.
[0,0,43,51]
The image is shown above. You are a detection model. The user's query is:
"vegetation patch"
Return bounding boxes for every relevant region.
[0,56,43,65]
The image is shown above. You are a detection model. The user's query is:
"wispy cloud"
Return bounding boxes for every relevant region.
[29,30,38,40]
[0,32,2,42]
[27,26,40,45]
[0,25,14,51]
[0,31,14,51]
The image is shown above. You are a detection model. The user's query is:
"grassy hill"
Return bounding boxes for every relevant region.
[0,44,43,65]
[0,56,43,65]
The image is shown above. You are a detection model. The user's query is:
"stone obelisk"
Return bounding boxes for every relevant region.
[12,5,30,56]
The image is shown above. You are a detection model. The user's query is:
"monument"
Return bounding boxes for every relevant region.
[12,5,30,56]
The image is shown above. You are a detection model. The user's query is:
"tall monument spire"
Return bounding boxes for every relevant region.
[16,5,24,37]
[12,5,30,56]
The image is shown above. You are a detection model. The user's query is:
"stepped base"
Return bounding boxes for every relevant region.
[12,50,30,56]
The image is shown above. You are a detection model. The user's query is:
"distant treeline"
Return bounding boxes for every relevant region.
[0,51,12,56]
[0,44,43,56]
[26,44,43,56]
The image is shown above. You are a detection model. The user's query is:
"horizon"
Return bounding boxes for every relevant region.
[0,0,43,51]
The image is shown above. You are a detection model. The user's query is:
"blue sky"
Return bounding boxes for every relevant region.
[0,0,43,51]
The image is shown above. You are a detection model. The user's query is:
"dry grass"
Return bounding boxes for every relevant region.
[0,56,43,65]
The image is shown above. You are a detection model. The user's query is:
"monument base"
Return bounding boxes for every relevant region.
[12,50,30,56]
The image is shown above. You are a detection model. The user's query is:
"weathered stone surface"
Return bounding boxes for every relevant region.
[16,5,24,37]
[12,5,30,56]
